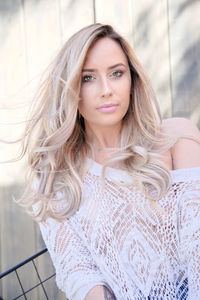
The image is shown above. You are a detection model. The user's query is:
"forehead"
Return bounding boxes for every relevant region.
[83,37,128,67]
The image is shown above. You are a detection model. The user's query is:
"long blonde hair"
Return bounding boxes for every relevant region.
[18,23,176,221]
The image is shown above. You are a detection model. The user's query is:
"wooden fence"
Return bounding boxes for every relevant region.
[0,0,199,299]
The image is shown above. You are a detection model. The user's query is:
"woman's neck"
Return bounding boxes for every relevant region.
[85,123,121,149]
[85,123,121,164]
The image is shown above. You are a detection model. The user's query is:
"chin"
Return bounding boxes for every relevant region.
[99,119,123,128]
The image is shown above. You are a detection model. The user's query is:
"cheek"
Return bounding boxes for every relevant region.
[79,88,89,112]
[80,83,96,98]
[121,82,131,104]
[79,85,97,115]
[120,74,131,98]
[79,88,85,101]
[120,86,131,115]
[78,99,86,115]
[78,98,93,119]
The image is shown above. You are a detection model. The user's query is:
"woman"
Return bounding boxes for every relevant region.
[20,24,200,299]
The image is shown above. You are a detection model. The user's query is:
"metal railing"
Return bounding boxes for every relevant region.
[0,248,56,300]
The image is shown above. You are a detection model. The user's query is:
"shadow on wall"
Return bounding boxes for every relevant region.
[0,0,89,45]
[132,0,200,127]
[174,36,200,128]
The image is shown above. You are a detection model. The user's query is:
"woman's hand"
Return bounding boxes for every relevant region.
[85,285,117,300]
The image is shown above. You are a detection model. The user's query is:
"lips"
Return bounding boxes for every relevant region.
[97,103,118,113]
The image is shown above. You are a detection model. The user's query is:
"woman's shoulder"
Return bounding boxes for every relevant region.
[162,117,200,170]
[162,117,200,133]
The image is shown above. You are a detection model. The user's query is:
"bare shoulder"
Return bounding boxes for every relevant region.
[162,117,200,136]
[162,117,200,170]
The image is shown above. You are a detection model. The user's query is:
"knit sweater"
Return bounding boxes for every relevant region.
[39,159,200,300]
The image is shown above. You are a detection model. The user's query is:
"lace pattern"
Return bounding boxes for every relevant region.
[39,161,200,299]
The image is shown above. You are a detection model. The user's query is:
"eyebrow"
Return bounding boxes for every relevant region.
[82,63,127,73]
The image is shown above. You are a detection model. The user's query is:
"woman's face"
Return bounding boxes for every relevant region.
[79,37,132,132]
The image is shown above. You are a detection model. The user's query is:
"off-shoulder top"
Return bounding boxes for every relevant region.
[39,160,200,300]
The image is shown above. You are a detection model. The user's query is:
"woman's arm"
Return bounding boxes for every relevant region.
[85,285,116,300]
[39,218,109,300]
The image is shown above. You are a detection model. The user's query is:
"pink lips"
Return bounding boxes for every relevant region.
[97,104,118,113]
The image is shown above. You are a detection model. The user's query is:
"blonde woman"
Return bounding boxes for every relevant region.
[19,24,200,299]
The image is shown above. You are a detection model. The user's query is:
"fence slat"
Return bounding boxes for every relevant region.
[95,0,134,44]
[132,0,172,118]
[168,0,200,126]
[60,0,94,42]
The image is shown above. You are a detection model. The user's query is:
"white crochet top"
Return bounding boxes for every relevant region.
[39,160,200,300]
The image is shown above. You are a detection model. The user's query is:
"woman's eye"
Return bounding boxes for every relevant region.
[111,70,123,78]
[82,75,95,83]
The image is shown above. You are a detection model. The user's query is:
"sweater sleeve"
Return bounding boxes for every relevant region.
[178,176,200,299]
[39,217,107,300]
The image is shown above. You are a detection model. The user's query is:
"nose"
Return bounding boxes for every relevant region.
[100,77,113,99]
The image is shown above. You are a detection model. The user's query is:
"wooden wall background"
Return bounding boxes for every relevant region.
[0,0,199,299]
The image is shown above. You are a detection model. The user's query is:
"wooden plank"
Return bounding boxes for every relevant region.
[23,0,61,79]
[0,1,37,298]
[59,0,94,42]
[168,0,200,127]
[22,1,66,298]
[95,0,134,44]
[0,0,27,101]
[0,184,37,299]
[132,0,172,118]
[0,0,28,187]
[0,1,26,297]
[0,0,65,298]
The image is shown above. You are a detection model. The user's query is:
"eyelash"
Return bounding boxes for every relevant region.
[111,70,123,78]
[82,75,95,83]
[82,70,124,83]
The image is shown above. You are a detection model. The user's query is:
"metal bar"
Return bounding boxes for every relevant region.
[32,259,49,299]
[0,248,47,279]
[15,269,28,300]
[13,274,55,300]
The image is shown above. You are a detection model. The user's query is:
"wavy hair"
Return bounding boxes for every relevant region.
[18,23,177,221]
